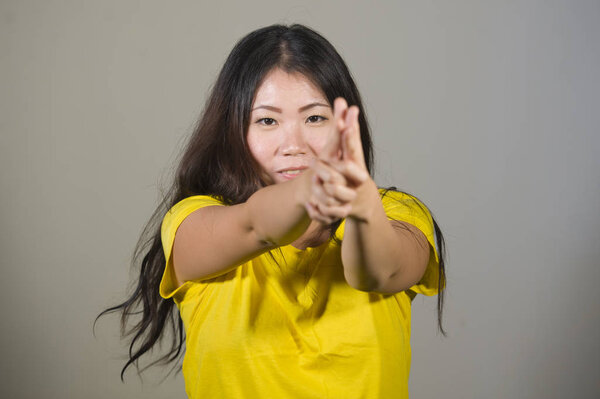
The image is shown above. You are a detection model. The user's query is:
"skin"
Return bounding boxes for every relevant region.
[172,68,431,293]
[246,69,363,248]
[247,69,332,186]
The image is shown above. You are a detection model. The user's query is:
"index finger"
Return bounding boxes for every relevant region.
[320,97,348,161]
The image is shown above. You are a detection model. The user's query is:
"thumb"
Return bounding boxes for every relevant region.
[321,97,348,161]
[341,106,366,168]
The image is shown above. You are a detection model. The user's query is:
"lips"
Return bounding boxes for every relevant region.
[277,165,308,180]
[276,165,308,174]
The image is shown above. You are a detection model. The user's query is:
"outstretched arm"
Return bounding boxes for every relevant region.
[172,169,320,285]
[341,179,430,294]
[305,98,430,294]
[170,102,352,286]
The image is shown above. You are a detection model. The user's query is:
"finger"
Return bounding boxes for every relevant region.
[305,201,328,224]
[313,202,352,220]
[344,103,356,128]
[322,182,357,202]
[311,176,343,207]
[340,106,356,160]
[321,98,348,161]
[307,201,344,224]
[313,159,346,185]
[321,129,342,162]
[305,201,337,225]
[341,106,366,169]
[329,159,370,185]
[334,97,348,132]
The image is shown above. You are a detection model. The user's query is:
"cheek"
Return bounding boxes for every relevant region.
[246,131,272,168]
[309,135,329,156]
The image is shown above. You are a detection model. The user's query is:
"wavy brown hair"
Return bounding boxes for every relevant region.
[95,23,447,381]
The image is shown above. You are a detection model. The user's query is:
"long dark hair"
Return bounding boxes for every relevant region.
[95,23,447,381]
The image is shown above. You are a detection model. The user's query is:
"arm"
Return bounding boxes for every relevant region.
[172,98,361,286]
[171,168,314,284]
[306,98,429,294]
[340,179,430,294]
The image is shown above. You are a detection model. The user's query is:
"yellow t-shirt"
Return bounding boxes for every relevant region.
[159,189,441,399]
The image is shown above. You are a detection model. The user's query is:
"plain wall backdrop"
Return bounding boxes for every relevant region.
[1,1,598,398]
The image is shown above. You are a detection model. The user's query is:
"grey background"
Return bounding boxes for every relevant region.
[1,1,599,398]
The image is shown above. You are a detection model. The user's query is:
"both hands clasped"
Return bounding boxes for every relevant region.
[304,98,371,225]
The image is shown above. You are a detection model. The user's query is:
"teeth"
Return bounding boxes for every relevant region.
[281,170,302,175]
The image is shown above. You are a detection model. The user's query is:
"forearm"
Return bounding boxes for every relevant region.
[341,180,407,291]
[246,169,314,246]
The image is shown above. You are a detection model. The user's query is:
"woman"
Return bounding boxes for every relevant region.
[98,23,446,398]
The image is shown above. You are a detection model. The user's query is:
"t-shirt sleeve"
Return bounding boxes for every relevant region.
[380,189,443,296]
[159,195,225,301]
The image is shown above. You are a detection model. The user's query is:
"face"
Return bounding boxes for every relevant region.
[247,68,333,184]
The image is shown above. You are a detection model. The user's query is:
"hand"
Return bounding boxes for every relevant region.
[305,98,370,224]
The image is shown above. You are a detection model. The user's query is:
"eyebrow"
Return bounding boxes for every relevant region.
[251,102,330,113]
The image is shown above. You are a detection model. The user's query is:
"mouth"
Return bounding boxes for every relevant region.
[279,169,303,175]
[277,167,308,179]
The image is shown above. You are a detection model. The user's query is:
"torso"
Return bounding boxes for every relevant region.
[290,221,331,250]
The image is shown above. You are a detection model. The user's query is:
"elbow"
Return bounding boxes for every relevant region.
[347,282,376,293]
[344,261,415,294]
[369,262,427,295]
[371,278,414,295]
[243,200,276,249]
[348,277,411,295]
[344,270,381,293]
[248,224,277,251]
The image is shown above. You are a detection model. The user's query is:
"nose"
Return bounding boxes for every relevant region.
[280,122,307,156]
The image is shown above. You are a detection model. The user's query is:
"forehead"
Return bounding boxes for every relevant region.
[252,69,328,106]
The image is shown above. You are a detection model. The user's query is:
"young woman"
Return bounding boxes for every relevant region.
[98,23,446,398]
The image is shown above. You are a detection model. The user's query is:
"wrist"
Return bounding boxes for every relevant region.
[348,178,380,222]
[293,168,315,209]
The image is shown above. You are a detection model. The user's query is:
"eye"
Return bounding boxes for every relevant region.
[256,118,277,126]
[306,115,327,123]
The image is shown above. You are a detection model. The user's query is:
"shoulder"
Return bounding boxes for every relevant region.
[166,195,226,218]
[379,188,427,209]
[160,195,226,264]
[378,188,433,224]
[158,195,229,300]
[162,195,225,232]
[379,187,438,261]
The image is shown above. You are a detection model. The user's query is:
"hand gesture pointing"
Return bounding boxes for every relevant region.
[305,98,370,224]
